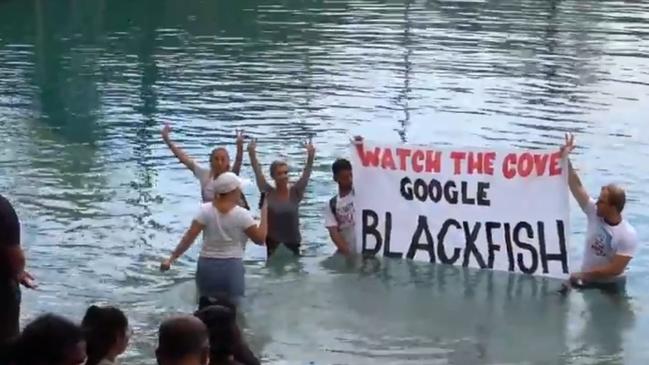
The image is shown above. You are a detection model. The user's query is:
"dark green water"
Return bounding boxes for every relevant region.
[1,0,649,363]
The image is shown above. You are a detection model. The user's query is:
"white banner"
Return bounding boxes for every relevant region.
[350,140,571,278]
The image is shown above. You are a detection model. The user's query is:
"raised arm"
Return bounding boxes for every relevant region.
[231,129,245,175]
[162,123,196,171]
[247,139,270,192]
[294,137,316,191]
[561,133,591,210]
[244,201,268,245]
[160,220,204,271]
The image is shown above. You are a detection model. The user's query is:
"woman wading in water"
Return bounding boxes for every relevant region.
[160,172,268,305]
[248,137,315,257]
[162,123,250,209]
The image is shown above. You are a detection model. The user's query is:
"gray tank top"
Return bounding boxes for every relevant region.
[262,182,306,244]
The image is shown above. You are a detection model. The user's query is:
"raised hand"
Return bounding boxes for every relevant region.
[350,135,363,145]
[162,123,171,140]
[17,270,36,289]
[235,129,245,149]
[160,258,172,272]
[247,138,257,153]
[303,136,315,156]
[560,132,575,159]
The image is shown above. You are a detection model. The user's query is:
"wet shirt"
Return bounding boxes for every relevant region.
[193,164,249,209]
[324,191,356,253]
[262,181,307,244]
[581,197,638,282]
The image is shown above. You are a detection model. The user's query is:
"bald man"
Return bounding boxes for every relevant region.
[156,315,210,365]
[561,134,638,292]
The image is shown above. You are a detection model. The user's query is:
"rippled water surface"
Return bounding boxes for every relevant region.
[1,0,649,363]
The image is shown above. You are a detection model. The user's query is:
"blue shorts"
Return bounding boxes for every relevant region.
[196,257,245,303]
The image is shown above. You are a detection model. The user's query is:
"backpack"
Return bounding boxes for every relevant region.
[329,195,340,226]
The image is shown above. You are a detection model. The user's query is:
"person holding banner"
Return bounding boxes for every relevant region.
[162,123,250,209]
[561,133,638,293]
[248,137,315,257]
[324,136,363,257]
[324,158,355,256]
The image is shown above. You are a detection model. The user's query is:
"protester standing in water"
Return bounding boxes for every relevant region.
[560,133,638,293]
[160,172,268,304]
[248,137,315,257]
[324,158,355,256]
[0,194,35,357]
[162,123,250,209]
[324,137,362,257]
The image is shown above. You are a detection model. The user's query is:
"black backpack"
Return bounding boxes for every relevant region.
[329,195,340,225]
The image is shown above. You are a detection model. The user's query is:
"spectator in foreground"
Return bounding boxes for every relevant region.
[156,315,210,365]
[198,296,259,365]
[82,305,131,365]
[11,313,87,365]
[194,305,244,365]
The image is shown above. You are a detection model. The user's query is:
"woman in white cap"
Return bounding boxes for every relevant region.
[160,172,267,304]
[162,123,250,209]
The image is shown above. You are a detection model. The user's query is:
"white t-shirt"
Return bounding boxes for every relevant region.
[194,203,256,259]
[193,164,216,203]
[324,191,356,253]
[580,198,638,281]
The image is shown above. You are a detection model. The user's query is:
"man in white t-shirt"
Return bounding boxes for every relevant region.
[324,157,356,256]
[561,133,639,290]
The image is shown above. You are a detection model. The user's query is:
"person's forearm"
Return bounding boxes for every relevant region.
[257,208,268,245]
[567,160,582,194]
[232,144,244,175]
[248,150,266,190]
[565,158,591,208]
[329,230,350,253]
[297,152,315,187]
[169,232,195,261]
[580,264,624,281]
[164,136,193,167]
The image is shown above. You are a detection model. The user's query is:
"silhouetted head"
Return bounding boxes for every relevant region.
[198,294,237,314]
[81,305,130,365]
[210,148,231,176]
[0,194,24,278]
[596,184,626,220]
[156,315,209,365]
[194,305,238,363]
[13,313,86,365]
[270,160,289,187]
[331,158,353,192]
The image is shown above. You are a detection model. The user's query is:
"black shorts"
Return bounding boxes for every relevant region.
[265,237,300,257]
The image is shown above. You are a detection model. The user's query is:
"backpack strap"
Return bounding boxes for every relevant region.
[329,195,340,226]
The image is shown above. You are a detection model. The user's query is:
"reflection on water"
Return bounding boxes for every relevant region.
[1,0,649,363]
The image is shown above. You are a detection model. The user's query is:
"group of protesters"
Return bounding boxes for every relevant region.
[0,126,639,364]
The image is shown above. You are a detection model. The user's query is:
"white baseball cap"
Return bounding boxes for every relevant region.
[212,172,243,194]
